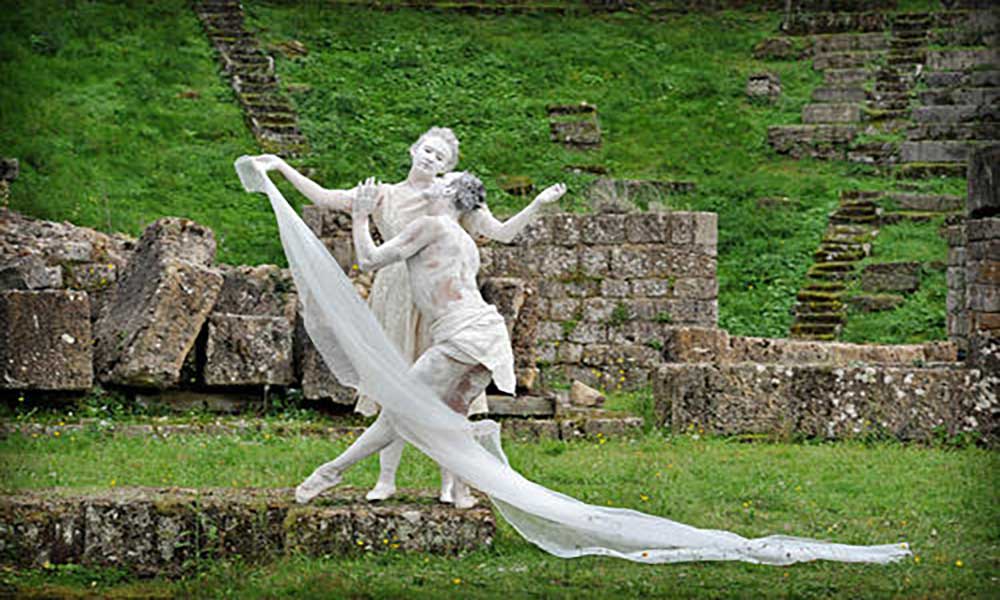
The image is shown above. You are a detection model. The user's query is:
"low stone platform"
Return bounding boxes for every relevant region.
[654,363,997,444]
[0,487,495,576]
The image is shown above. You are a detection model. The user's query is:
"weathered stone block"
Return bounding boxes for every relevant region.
[215,264,296,320]
[481,277,527,336]
[296,318,356,405]
[599,278,629,298]
[624,212,670,243]
[968,284,1000,312]
[539,213,582,247]
[566,322,607,344]
[537,246,579,277]
[0,290,92,390]
[861,262,921,293]
[803,103,861,124]
[673,277,718,300]
[967,218,1000,242]
[670,213,694,245]
[661,326,729,363]
[926,49,1000,71]
[849,293,905,312]
[968,146,1000,218]
[692,212,718,247]
[579,246,610,277]
[746,72,781,103]
[900,141,974,163]
[486,395,554,417]
[580,214,625,245]
[94,218,223,388]
[753,37,798,60]
[204,314,294,386]
[654,364,993,442]
[631,278,673,297]
[0,255,62,291]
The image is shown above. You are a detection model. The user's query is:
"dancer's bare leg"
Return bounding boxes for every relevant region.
[296,411,397,504]
[440,365,494,509]
[366,438,405,501]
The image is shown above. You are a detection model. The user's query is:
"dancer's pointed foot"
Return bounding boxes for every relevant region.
[439,470,454,504]
[453,488,478,510]
[452,480,477,509]
[365,481,396,502]
[295,466,342,504]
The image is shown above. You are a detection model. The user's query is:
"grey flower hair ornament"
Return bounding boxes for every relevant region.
[449,172,486,213]
[411,126,460,172]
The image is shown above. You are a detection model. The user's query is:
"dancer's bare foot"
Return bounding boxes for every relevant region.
[295,466,342,504]
[439,470,455,504]
[365,481,396,502]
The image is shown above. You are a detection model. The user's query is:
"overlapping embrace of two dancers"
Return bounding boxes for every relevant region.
[235,127,911,566]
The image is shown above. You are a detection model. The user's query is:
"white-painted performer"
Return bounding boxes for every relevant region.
[295,173,566,508]
[256,130,564,502]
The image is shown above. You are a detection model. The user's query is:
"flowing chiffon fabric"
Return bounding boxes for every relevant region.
[236,156,911,566]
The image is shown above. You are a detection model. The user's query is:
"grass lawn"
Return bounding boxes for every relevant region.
[1,428,996,598]
[0,1,963,341]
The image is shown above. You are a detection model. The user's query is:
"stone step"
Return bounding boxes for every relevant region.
[841,189,883,200]
[926,48,1000,72]
[912,104,998,123]
[812,51,882,71]
[486,395,554,417]
[814,247,866,262]
[918,87,1000,106]
[885,192,964,212]
[886,52,925,67]
[809,32,889,54]
[797,288,845,302]
[812,86,867,103]
[789,322,839,339]
[823,68,872,85]
[906,122,1000,141]
[807,261,859,277]
[930,28,999,49]
[802,103,862,123]
[0,487,495,576]
[767,125,858,159]
[880,211,940,225]
[923,69,1000,89]
[781,12,889,35]
[803,280,847,292]
[895,162,967,178]
[794,311,845,324]
[900,140,986,163]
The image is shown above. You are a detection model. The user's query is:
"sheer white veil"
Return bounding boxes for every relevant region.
[235,156,910,565]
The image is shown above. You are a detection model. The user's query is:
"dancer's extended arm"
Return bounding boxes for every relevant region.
[464,183,567,243]
[353,177,436,272]
[255,154,355,211]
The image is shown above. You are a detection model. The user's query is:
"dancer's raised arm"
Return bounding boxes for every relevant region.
[465,183,566,243]
[353,177,437,272]
[255,154,356,211]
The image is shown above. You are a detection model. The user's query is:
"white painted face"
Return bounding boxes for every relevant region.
[411,136,452,176]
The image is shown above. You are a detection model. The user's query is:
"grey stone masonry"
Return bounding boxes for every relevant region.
[802,103,862,123]
[481,211,717,390]
[0,290,92,390]
[968,145,999,218]
[0,487,495,577]
[654,363,997,444]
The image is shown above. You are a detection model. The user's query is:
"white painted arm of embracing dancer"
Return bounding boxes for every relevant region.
[352,177,437,272]
[466,183,567,243]
[254,153,356,211]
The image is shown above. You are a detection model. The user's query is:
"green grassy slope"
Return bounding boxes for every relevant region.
[1,1,963,339]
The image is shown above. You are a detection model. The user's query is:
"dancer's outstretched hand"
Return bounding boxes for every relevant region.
[254,154,285,171]
[353,177,380,217]
[536,183,567,205]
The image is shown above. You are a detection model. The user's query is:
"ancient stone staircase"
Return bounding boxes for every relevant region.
[790,186,963,339]
[193,0,308,157]
[791,190,878,340]
[767,1,999,177]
